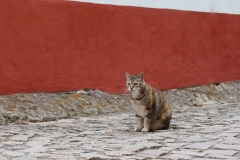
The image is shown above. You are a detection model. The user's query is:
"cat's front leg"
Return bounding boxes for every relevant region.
[142,111,153,132]
[142,117,151,132]
[134,115,144,132]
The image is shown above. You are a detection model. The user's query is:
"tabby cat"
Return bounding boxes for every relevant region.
[126,72,172,132]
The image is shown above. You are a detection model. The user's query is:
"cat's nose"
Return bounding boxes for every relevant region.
[130,86,134,91]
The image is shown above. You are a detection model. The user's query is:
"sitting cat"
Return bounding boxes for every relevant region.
[126,72,172,132]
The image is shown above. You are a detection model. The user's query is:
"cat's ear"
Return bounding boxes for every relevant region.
[137,72,144,81]
[125,71,130,79]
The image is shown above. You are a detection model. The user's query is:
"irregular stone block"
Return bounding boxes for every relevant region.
[0,115,6,125]
[184,143,213,150]
[3,151,25,157]
[83,106,99,116]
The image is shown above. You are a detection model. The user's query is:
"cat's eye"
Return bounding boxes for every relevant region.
[134,83,138,85]
[127,83,130,85]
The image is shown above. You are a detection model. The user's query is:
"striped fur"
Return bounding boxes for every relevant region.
[126,72,172,132]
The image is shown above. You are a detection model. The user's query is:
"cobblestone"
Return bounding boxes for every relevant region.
[204,150,238,156]
[0,102,239,159]
[184,143,213,150]
[0,81,240,159]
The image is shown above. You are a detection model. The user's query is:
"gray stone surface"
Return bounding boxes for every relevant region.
[0,81,240,159]
[138,149,168,158]
[10,135,28,142]
[0,89,131,125]
[161,153,192,159]
[0,81,240,125]
[1,141,23,146]
[213,144,240,150]
[0,102,240,159]
[3,151,25,157]
[204,150,238,156]
[12,156,38,160]
[0,155,8,160]
[172,150,206,157]
[184,143,213,150]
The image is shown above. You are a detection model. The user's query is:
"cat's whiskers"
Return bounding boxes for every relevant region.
[122,88,129,94]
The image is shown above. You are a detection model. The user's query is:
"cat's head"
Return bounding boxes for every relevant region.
[125,72,146,93]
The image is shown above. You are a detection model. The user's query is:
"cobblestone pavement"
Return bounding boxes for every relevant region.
[0,103,240,160]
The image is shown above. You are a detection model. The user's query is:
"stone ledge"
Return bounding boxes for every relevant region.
[0,81,239,125]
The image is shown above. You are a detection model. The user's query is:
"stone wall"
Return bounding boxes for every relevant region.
[0,81,239,125]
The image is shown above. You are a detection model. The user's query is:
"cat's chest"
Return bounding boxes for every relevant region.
[131,100,146,118]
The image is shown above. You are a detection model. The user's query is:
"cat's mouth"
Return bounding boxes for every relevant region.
[128,89,136,93]
[129,89,141,96]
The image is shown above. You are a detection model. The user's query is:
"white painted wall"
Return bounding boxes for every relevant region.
[69,0,240,15]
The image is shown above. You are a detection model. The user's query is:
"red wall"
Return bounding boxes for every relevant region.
[1,0,240,94]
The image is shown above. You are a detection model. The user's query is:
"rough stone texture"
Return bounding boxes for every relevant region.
[0,89,131,125]
[0,102,240,159]
[0,81,240,125]
[3,151,25,157]
[184,143,213,150]
[12,156,38,160]
[164,81,240,108]
[138,149,168,158]
[10,135,28,142]
[204,150,238,156]
[0,81,240,159]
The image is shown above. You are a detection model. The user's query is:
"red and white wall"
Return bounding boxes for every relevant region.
[0,0,240,95]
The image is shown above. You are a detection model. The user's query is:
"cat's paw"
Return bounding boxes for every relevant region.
[134,127,142,132]
[141,128,149,132]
